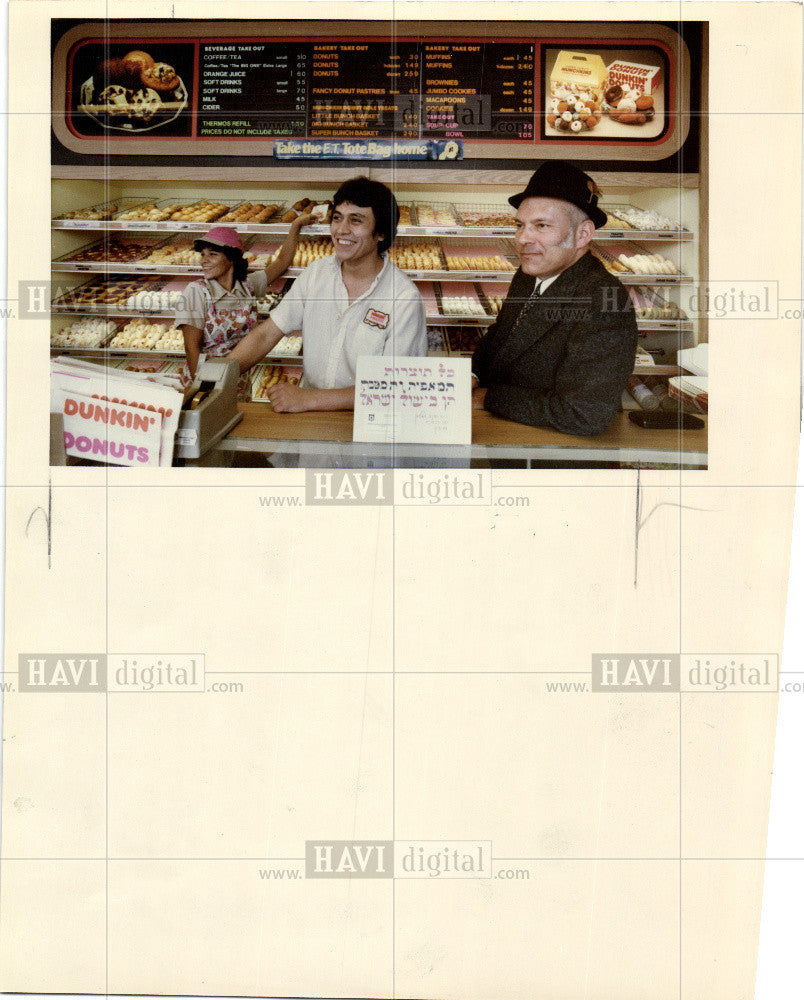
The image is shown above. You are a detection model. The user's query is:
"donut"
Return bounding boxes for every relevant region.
[98,85,130,118]
[139,62,179,93]
[129,87,162,122]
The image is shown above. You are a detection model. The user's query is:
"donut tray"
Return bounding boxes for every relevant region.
[50,275,192,316]
[440,324,486,356]
[52,234,174,270]
[50,318,119,349]
[411,202,462,228]
[415,281,442,319]
[596,203,692,240]
[244,239,283,271]
[104,317,186,352]
[50,274,165,309]
[250,364,304,401]
[628,285,693,330]
[126,234,205,270]
[591,244,693,284]
[50,316,186,354]
[439,238,518,278]
[388,238,448,274]
[51,197,155,227]
[477,282,508,317]
[215,202,288,225]
[111,357,184,375]
[452,203,517,231]
[433,282,495,324]
[111,197,235,227]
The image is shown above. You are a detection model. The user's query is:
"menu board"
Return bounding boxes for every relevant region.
[54,23,692,164]
[198,40,535,140]
[199,43,308,137]
[68,38,537,142]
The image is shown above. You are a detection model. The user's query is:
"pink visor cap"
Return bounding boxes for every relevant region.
[193,227,244,253]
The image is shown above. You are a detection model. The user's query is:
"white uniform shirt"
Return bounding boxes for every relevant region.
[268,255,427,390]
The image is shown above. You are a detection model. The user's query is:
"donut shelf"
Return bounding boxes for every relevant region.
[49,278,692,333]
[49,346,303,366]
[51,218,694,243]
[51,181,702,373]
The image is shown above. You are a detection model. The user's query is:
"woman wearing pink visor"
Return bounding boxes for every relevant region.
[174,216,312,389]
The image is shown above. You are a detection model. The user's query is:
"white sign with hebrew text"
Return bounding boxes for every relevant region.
[353,355,472,444]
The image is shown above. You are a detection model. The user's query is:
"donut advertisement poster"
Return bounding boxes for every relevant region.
[69,41,194,136]
[542,45,669,142]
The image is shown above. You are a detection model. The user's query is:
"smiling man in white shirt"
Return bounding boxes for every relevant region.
[229,176,427,412]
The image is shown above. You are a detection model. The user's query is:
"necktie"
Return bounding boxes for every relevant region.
[509,280,543,336]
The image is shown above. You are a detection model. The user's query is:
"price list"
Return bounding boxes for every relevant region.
[198,43,309,136]
[421,42,534,139]
[309,42,421,138]
[194,39,535,140]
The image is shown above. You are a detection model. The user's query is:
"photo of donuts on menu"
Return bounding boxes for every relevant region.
[543,47,667,140]
[70,42,194,137]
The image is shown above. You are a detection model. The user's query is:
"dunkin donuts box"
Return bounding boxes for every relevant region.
[549,50,608,99]
[606,59,662,95]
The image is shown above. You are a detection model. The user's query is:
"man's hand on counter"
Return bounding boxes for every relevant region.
[471,386,488,409]
[266,383,356,413]
[265,383,313,412]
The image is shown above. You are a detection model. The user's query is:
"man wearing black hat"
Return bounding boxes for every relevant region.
[471,160,638,436]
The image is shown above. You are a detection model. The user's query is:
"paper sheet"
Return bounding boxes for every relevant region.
[2,2,802,998]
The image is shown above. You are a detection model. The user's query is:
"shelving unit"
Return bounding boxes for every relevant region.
[50,177,701,371]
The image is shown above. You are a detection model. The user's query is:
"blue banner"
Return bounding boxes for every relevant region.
[273,139,463,161]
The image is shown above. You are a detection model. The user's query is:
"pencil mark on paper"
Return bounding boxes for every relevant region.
[634,471,714,587]
[25,477,53,569]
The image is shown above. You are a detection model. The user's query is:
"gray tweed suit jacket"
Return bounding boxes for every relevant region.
[472,252,638,436]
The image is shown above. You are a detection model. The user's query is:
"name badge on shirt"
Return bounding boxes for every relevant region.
[363,308,390,330]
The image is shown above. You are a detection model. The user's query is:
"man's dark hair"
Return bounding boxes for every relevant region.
[332,176,400,253]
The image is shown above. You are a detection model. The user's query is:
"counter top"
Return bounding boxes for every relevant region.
[217,405,708,466]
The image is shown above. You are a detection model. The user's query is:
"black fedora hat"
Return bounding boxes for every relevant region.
[508,160,607,229]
